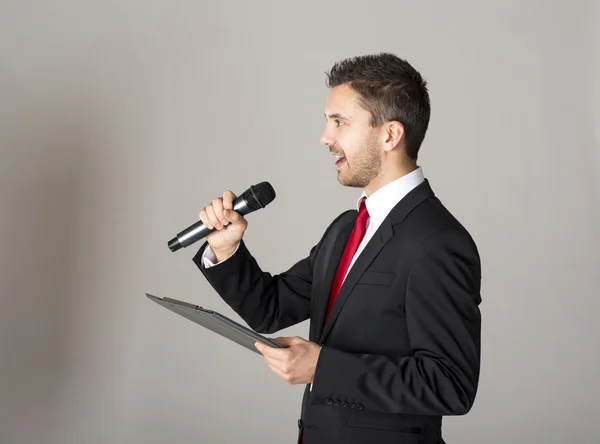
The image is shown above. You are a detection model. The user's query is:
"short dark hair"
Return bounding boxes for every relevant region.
[325,53,430,160]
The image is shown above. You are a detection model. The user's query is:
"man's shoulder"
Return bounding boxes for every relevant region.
[405,195,478,249]
[323,208,356,235]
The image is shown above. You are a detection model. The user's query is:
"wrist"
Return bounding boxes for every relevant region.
[213,244,238,262]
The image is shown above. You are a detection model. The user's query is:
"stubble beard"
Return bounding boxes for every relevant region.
[337,133,382,189]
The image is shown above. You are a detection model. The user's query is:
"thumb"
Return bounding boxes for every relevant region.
[224,209,247,225]
[224,209,239,221]
[274,336,305,347]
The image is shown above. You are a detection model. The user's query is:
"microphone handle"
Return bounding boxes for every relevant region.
[168,195,252,252]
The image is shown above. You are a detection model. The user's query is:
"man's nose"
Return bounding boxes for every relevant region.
[320,129,333,147]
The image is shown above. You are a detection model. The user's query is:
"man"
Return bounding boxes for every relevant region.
[193,53,482,444]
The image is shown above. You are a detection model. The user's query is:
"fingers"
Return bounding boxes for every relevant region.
[263,353,292,375]
[222,190,240,224]
[256,341,307,385]
[199,207,213,230]
[198,191,242,231]
[255,341,289,361]
[198,199,226,231]
[223,190,236,211]
[266,362,295,384]
[205,205,222,230]
[211,198,228,227]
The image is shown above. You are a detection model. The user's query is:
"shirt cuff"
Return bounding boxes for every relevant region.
[201,242,240,268]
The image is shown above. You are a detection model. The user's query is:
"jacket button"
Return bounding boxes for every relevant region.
[333,399,340,406]
[298,419,303,429]
[326,398,333,404]
[340,401,348,407]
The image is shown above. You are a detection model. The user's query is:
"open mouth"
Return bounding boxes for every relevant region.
[334,155,346,169]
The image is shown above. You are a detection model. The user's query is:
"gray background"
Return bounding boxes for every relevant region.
[1,1,598,443]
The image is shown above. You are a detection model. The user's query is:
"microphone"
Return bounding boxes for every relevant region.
[167,181,276,252]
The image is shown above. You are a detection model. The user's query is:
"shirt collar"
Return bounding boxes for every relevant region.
[356,167,425,225]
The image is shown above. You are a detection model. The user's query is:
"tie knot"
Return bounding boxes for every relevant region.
[358,196,369,219]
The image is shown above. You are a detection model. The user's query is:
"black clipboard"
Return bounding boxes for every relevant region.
[146,293,285,354]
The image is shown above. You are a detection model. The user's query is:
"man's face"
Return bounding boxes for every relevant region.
[320,84,383,189]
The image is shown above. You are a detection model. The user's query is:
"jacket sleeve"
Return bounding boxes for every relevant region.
[310,229,482,415]
[192,211,353,334]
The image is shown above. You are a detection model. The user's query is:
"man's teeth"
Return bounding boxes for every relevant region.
[335,155,345,160]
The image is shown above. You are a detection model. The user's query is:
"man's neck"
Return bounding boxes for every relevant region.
[364,163,419,197]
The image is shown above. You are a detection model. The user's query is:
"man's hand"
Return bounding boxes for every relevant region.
[254,336,321,385]
[198,190,248,260]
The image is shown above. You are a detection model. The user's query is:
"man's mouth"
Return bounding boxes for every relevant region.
[334,154,346,168]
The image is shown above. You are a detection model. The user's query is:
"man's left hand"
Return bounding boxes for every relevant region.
[255,336,321,385]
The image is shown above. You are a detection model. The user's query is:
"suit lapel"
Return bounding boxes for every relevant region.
[318,218,394,344]
[315,179,435,345]
[311,214,355,341]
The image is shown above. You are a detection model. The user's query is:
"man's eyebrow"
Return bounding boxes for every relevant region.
[324,113,350,120]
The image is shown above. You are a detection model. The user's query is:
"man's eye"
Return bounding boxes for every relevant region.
[335,119,344,127]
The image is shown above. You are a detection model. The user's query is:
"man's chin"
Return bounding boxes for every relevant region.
[337,175,364,188]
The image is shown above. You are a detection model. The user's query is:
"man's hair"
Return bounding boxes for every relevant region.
[325,52,430,160]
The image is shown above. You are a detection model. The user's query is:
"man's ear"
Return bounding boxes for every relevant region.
[383,121,405,152]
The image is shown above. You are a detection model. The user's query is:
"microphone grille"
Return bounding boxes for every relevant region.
[243,181,276,211]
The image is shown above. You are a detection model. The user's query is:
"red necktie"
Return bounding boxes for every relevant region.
[324,196,369,324]
[302,197,369,444]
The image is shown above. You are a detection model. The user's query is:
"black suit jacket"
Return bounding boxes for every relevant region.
[193,179,482,444]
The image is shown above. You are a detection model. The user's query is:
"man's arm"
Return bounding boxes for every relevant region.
[310,229,482,415]
[193,211,354,334]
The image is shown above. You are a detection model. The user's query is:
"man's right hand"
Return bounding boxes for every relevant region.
[199,190,248,262]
